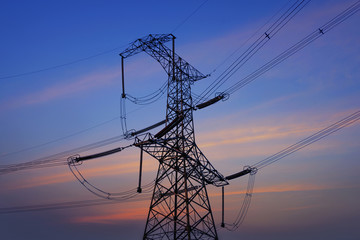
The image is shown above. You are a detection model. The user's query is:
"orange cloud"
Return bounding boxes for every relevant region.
[210,183,358,198]
[198,125,319,149]
[196,123,321,164]
[8,157,157,190]
[6,108,358,191]
[280,205,319,212]
[72,206,148,224]
[195,108,360,164]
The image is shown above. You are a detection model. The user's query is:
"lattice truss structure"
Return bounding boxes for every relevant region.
[120,34,228,240]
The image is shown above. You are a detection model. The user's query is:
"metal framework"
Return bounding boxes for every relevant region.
[121,34,228,240]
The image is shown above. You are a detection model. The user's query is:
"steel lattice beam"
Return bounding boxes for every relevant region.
[121,34,228,240]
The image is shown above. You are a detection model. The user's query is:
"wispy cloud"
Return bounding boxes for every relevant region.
[181,0,360,85]
[6,157,157,190]
[0,49,171,112]
[197,119,321,163]
[198,124,318,149]
[210,183,359,198]
[72,207,147,223]
[5,107,358,191]
[0,68,120,111]
[196,108,360,165]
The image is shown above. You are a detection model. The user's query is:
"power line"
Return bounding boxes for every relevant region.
[252,110,360,170]
[222,109,360,230]
[0,1,209,161]
[171,0,209,33]
[0,45,126,80]
[125,80,168,105]
[222,0,360,96]
[223,109,360,180]
[0,1,209,81]
[2,0,357,184]
[0,116,120,159]
[0,192,152,214]
[210,0,294,75]
[1,103,152,161]
[196,0,311,104]
[196,0,360,105]
[1,2,359,234]
[118,34,227,239]
[2,109,358,215]
[0,134,127,175]
[224,172,256,231]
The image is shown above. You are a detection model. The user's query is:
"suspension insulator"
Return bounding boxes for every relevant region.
[225,168,252,180]
[76,147,124,162]
[154,115,184,138]
[196,94,224,109]
[131,119,166,137]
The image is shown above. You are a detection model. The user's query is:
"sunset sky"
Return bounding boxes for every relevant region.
[1,0,359,239]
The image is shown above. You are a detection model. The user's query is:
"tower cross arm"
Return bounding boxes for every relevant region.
[135,135,229,187]
[119,34,207,83]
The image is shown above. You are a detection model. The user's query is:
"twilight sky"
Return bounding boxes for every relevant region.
[0,0,359,239]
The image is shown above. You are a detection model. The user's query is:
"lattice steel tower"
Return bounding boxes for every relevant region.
[120,34,228,240]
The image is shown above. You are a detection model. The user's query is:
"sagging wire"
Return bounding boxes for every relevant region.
[120,96,128,135]
[195,0,311,105]
[0,192,152,214]
[194,1,359,110]
[224,167,257,231]
[125,80,167,105]
[222,0,360,96]
[221,109,360,230]
[0,134,127,175]
[2,109,359,214]
[120,81,167,137]
[252,110,360,170]
[0,158,67,175]
[67,153,154,201]
[0,116,120,160]
[210,0,294,77]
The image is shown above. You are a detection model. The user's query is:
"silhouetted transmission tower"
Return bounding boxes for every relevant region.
[120,34,228,239]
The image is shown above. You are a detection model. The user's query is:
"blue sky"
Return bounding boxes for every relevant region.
[1,0,360,239]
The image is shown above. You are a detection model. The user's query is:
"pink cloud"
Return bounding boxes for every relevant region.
[72,206,148,224]
[180,0,359,78]
[210,183,359,198]
[0,68,120,111]
[196,108,360,163]
[5,154,157,190]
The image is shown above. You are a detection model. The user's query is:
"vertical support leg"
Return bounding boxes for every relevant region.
[137,146,143,193]
[221,186,225,228]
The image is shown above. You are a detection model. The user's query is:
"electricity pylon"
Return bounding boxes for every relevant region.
[120,34,228,240]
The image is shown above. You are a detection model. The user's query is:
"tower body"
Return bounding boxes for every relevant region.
[121,34,227,240]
